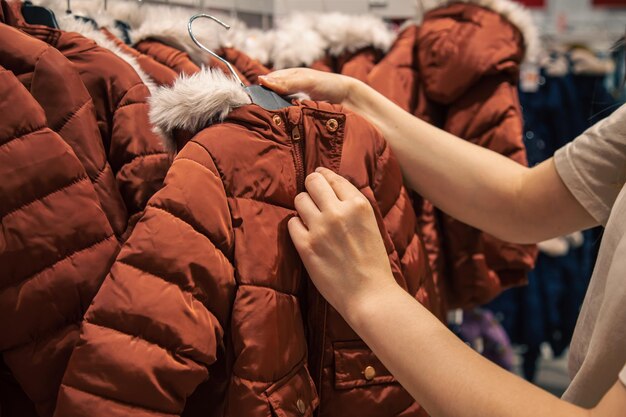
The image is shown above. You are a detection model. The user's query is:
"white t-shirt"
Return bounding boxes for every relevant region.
[554,103,626,407]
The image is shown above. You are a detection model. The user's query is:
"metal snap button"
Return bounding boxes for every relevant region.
[325,118,339,133]
[272,114,283,126]
[364,365,376,381]
[296,398,306,414]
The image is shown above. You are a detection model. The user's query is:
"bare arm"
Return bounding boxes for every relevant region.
[260,69,596,243]
[287,168,626,417]
[349,278,623,417]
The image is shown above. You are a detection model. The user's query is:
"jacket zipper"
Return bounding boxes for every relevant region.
[292,123,323,404]
[292,123,327,410]
[292,125,305,192]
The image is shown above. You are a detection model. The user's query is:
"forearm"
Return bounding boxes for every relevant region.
[345,285,588,417]
[344,80,594,243]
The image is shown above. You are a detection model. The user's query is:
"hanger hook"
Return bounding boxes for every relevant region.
[188,13,245,87]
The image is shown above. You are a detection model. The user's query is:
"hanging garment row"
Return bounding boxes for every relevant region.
[1,0,539,416]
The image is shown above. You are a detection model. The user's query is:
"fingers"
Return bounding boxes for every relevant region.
[314,168,362,201]
[294,192,320,227]
[259,68,309,96]
[304,172,340,211]
[287,216,309,251]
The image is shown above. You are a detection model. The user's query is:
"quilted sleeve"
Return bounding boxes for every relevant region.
[54,140,237,417]
[107,82,172,231]
[0,68,119,417]
[442,77,538,308]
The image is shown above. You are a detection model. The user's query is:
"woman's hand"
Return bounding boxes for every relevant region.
[259,68,358,106]
[287,168,397,318]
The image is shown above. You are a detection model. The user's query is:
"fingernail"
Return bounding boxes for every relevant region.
[315,167,324,173]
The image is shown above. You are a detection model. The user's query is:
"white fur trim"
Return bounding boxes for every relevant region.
[234,28,275,66]
[270,28,326,69]
[36,0,250,67]
[313,13,395,56]
[129,5,248,66]
[35,0,149,28]
[149,68,251,147]
[417,0,541,62]
[270,12,394,67]
[54,14,157,94]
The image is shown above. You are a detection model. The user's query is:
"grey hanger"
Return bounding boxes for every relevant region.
[187,13,292,111]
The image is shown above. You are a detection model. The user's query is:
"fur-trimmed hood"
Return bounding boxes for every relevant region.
[416,0,540,62]
[32,0,157,92]
[53,14,157,93]
[35,0,248,67]
[149,68,251,149]
[35,0,152,28]
[269,12,395,69]
[128,5,248,66]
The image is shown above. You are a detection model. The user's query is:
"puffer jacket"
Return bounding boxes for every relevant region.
[54,69,437,417]
[134,39,201,75]
[219,46,271,84]
[367,0,539,308]
[125,8,264,84]
[269,13,394,83]
[3,0,171,236]
[100,27,179,87]
[0,65,119,417]
[0,21,127,238]
[310,47,384,83]
[131,28,267,86]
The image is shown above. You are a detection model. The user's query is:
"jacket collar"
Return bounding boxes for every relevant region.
[416,0,540,62]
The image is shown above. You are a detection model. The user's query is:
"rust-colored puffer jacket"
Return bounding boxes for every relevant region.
[0,65,119,417]
[0,21,127,238]
[127,15,261,85]
[311,47,384,83]
[219,46,271,84]
[134,39,201,75]
[3,0,171,236]
[269,13,394,84]
[367,0,539,307]
[132,36,268,86]
[54,69,438,417]
[101,27,179,86]
[132,38,268,86]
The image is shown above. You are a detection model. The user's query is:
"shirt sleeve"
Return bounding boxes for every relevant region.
[554,104,626,226]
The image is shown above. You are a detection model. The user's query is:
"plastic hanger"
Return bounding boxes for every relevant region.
[187,13,292,111]
[21,0,59,28]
